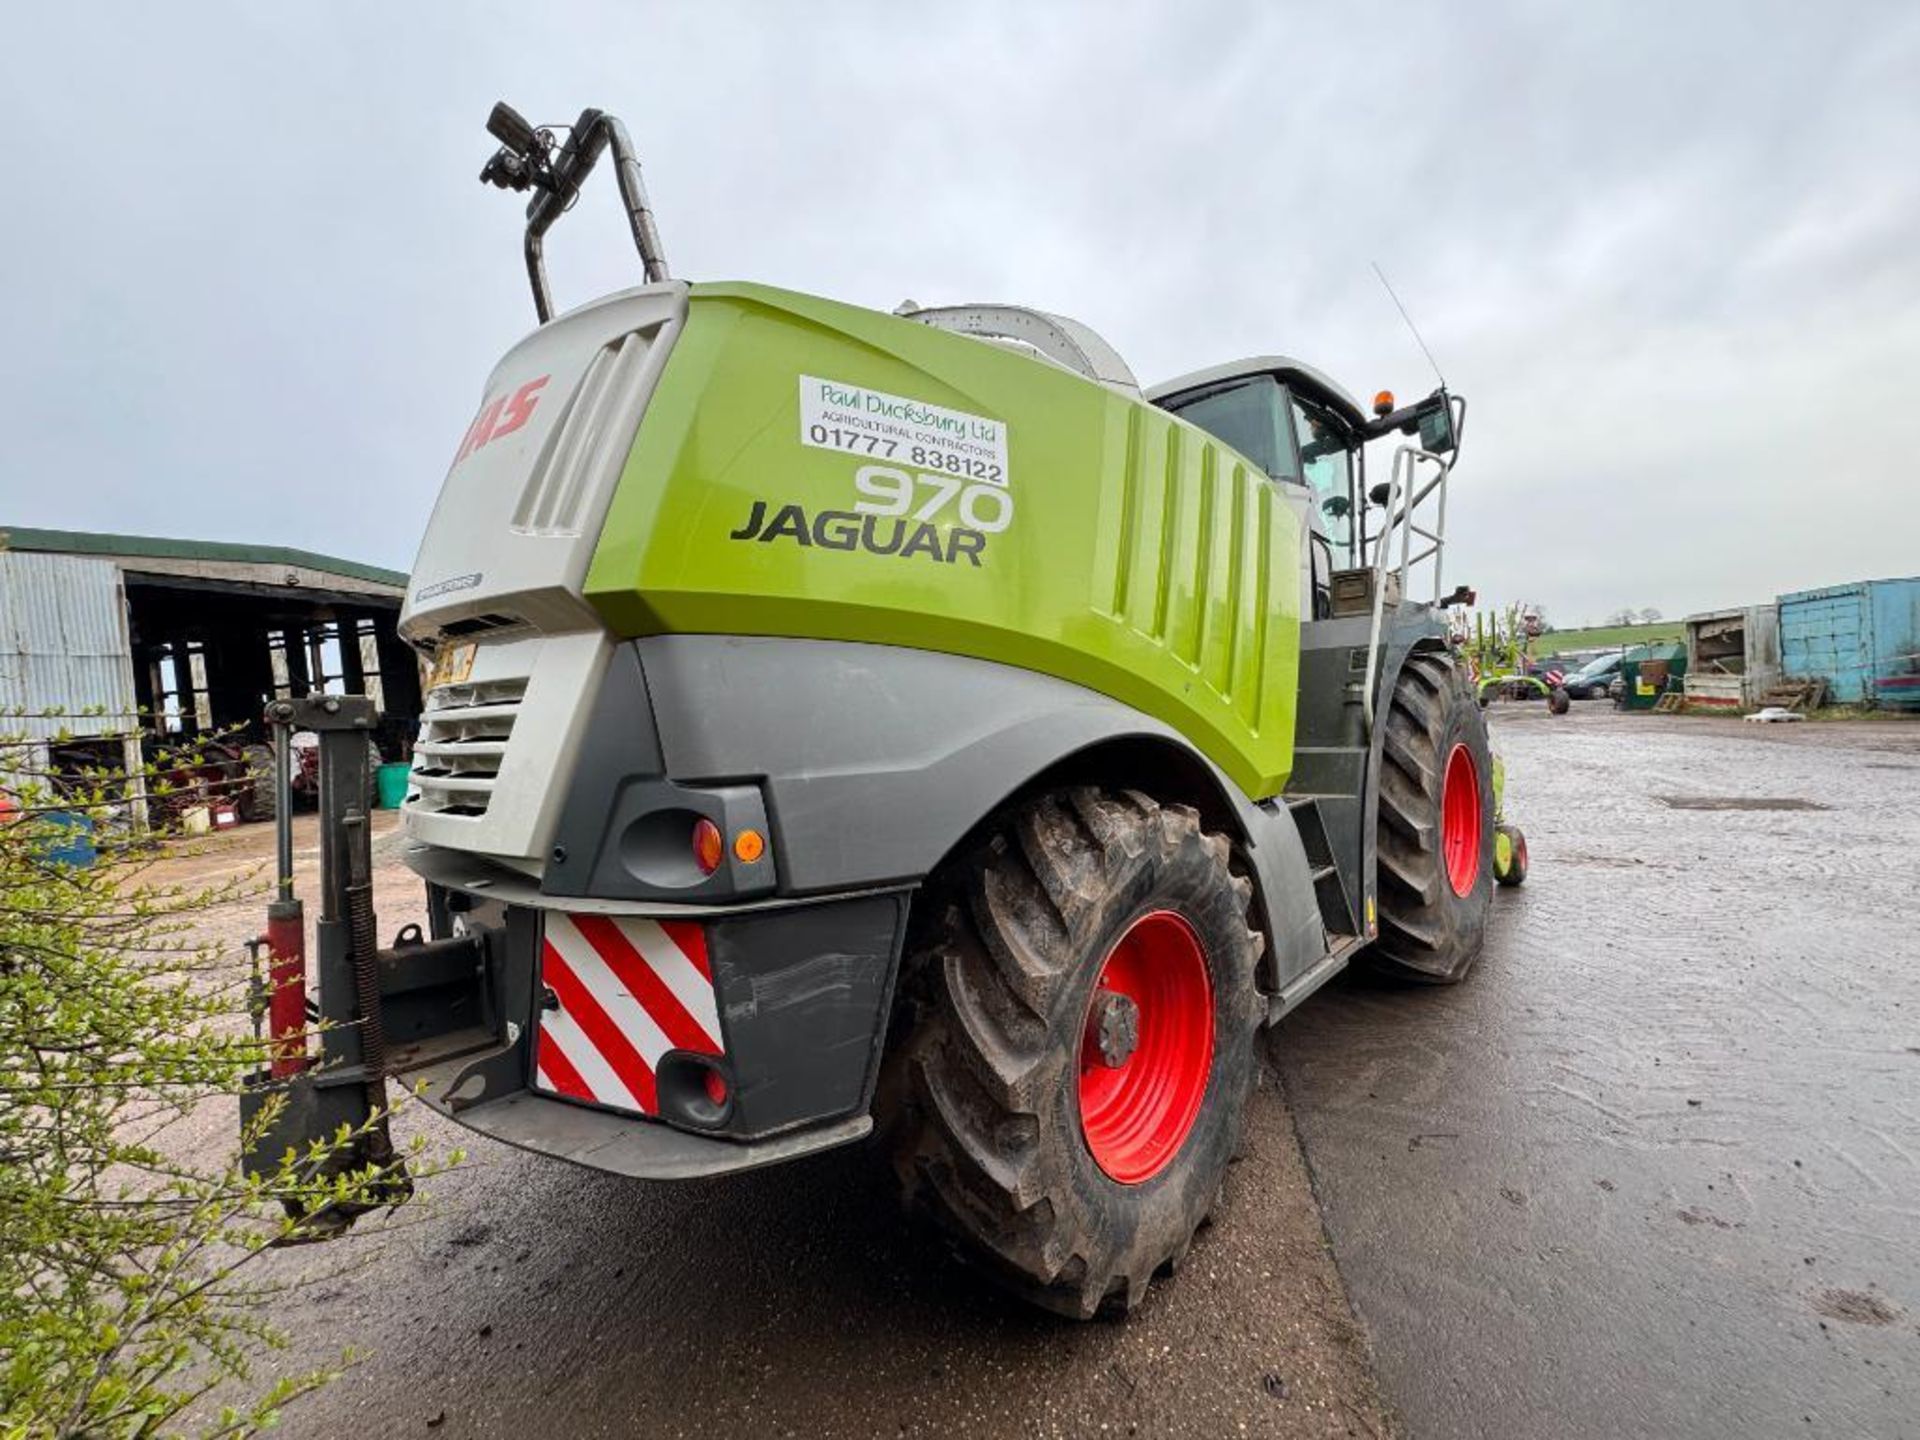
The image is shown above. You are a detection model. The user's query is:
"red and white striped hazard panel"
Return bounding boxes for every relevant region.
[532,913,723,1116]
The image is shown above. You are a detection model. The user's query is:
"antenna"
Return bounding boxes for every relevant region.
[1371,261,1447,390]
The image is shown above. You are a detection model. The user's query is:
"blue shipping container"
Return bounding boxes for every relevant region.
[1778,577,1920,708]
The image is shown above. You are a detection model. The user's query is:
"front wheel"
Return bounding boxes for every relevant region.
[882,788,1263,1318]
[1370,650,1495,983]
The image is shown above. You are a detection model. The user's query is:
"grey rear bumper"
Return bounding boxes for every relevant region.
[410,1059,873,1180]
[392,867,909,1177]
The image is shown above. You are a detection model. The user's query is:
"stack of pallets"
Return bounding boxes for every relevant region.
[1759,677,1828,713]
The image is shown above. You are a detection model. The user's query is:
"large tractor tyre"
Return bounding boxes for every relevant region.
[884,787,1263,1319]
[1369,650,1495,984]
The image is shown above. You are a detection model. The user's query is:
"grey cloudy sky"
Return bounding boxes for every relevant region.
[3,1,1917,625]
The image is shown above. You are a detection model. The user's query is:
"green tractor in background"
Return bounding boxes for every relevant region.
[1459,602,1569,713]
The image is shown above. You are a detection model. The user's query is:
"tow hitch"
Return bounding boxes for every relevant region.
[238,695,484,1238]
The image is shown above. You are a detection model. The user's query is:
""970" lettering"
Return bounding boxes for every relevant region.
[854,464,1013,532]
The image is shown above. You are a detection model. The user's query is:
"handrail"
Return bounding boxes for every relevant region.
[1361,444,1453,730]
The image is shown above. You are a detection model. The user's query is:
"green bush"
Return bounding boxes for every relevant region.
[0,720,443,1437]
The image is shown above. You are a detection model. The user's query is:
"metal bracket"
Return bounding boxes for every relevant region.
[478,101,671,323]
[267,694,376,732]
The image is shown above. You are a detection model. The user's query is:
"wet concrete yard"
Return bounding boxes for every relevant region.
[1277,707,1920,1439]
[205,709,1919,1437]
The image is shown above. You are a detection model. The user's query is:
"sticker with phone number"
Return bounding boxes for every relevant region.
[799,375,1008,486]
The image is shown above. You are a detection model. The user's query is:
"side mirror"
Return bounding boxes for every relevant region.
[1417,401,1456,455]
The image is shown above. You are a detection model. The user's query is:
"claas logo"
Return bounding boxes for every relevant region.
[451,375,549,467]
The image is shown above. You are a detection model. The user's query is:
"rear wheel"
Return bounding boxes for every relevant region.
[883,788,1262,1318]
[1370,650,1495,984]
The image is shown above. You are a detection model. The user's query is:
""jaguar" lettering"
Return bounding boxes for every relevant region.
[729,501,986,566]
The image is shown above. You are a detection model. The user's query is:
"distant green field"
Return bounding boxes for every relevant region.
[1538,621,1683,653]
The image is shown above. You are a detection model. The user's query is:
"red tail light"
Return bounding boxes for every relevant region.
[692,817,724,875]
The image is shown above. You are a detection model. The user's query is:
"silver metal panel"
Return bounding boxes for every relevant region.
[0,552,138,740]
[896,303,1140,394]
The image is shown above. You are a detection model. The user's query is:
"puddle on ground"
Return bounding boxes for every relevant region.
[1656,796,1832,812]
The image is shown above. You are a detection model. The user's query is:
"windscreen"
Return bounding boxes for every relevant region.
[1159,376,1296,483]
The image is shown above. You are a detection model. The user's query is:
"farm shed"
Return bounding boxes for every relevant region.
[0,527,423,804]
[1682,606,1781,711]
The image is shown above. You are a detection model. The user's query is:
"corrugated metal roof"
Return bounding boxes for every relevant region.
[0,525,408,589]
[0,551,138,740]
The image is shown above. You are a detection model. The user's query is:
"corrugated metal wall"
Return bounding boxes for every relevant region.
[1779,577,1920,709]
[0,551,139,739]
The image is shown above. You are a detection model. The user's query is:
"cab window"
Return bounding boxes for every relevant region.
[1158,376,1297,483]
[1290,395,1355,558]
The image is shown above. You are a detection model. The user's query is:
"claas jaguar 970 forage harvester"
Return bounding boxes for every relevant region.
[240,101,1526,1317]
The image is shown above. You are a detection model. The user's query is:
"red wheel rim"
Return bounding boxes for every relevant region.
[1077,910,1214,1185]
[1441,743,1482,897]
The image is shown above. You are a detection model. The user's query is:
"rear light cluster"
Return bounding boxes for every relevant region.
[691,817,765,876]
[692,817,724,875]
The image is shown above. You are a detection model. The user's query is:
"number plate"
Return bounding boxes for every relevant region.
[428,641,477,690]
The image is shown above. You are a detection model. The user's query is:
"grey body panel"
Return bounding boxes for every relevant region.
[1288,606,1452,944]
[708,893,908,1136]
[1289,613,1378,929]
[630,635,1328,995]
[477,635,1330,995]
[540,644,775,901]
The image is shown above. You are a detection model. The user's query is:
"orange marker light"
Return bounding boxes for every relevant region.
[1373,390,1395,417]
[692,817,724,875]
[733,828,766,863]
